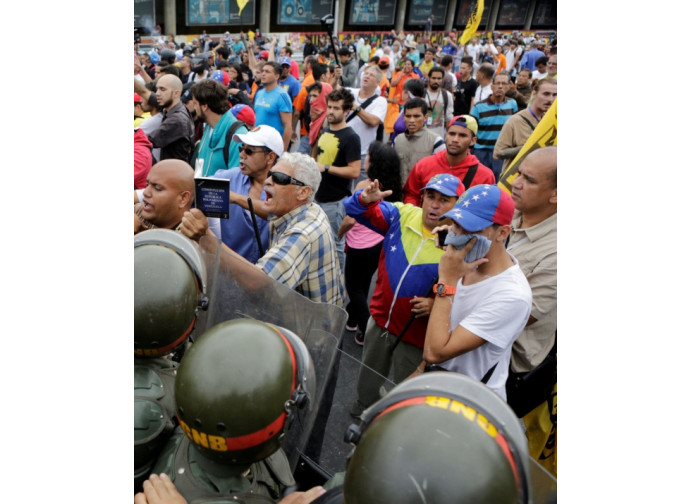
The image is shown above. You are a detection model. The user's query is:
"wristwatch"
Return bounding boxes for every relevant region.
[433,282,456,297]
[324,165,330,173]
[354,106,362,114]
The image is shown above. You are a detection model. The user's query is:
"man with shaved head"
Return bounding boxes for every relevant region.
[506,146,557,415]
[148,74,195,162]
[134,159,195,234]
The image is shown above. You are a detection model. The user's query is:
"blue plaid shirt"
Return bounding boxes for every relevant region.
[256,203,344,306]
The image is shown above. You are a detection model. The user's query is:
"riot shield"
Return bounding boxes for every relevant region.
[193,234,347,471]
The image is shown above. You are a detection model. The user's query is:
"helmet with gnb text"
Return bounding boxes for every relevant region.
[343,373,532,504]
[174,319,315,466]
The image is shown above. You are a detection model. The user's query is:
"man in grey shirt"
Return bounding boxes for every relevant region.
[338,46,359,88]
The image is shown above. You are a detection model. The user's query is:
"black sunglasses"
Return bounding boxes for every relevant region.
[238,144,269,155]
[268,170,306,187]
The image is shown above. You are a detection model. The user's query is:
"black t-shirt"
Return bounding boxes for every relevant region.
[315,125,361,203]
[453,77,479,116]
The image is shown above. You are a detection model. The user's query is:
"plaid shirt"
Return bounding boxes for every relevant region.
[256,203,344,307]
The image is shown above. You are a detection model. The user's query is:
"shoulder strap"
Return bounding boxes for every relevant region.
[519,114,537,131]
[441,88,449,114]
[481,361,499,384]
[222,120,247,166]
[346,94,378,123]
[462,163,478,189]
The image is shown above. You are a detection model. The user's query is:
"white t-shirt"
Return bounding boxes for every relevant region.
[474,83,493,104]
[345,88,388,157]
[466,43,481,62]
[440,256,532,400]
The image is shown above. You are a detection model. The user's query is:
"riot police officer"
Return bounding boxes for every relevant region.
[317,372,534,504]
[150,318,317,503]
[134,229,209,492]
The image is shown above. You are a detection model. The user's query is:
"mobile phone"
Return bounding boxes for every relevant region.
[437,229,448,246]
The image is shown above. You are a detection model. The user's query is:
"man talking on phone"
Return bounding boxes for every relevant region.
[420,184,532,400]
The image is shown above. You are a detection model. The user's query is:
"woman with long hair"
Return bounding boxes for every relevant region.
[338,141,402,344]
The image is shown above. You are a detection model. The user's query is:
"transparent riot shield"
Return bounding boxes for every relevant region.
[193,234,347,471]
[305,348,397,478]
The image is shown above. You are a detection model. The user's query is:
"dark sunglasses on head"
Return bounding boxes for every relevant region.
[268,170,306,187]
[238,144,268,156]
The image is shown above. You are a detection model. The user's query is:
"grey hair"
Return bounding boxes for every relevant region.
[365,64,383,82]
[277,152,322,203]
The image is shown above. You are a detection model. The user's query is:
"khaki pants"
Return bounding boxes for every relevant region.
[355,317,423,409]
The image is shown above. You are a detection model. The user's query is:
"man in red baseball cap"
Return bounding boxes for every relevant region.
[134,93,147,128]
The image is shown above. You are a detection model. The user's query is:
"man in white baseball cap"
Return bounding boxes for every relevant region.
[191,125,284,263]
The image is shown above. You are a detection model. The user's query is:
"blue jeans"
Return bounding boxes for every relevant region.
[318,199,346,276]
[297,135,311,155]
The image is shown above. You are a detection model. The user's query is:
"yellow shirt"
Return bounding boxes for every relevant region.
[134,112,151,129]
[418,60,434,77]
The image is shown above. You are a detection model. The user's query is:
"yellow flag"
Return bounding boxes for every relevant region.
[460,0,484,46]
[498,99,557,194]
[237,0,250,16]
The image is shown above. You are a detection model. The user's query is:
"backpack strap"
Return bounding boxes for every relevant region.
[462,163,478,189]
[222,120,248,166]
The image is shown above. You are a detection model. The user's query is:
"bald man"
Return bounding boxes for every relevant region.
[134,159,195,234]
[506,147,557,414]
[148,74,195,162]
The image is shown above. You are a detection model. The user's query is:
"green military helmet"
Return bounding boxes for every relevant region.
[174,319,315,466]
[134,229,208,357]
[343,373,532,504]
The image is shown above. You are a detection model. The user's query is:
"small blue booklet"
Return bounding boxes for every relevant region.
[194,177,230,219]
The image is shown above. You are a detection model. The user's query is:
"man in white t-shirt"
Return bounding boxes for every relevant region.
[344,65,388,183]
[473,64,494,104]
[421,184,532,399]
[465,37,481,71]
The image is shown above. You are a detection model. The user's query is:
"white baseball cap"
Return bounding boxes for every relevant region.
[233,125,284,156]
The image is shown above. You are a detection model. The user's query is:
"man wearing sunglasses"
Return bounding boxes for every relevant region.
[203,125,284,264]
[181,151,343,307]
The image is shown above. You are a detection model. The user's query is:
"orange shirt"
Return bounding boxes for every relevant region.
[378,75,390,97]
[496,54,507,74]
[293,71,315,135]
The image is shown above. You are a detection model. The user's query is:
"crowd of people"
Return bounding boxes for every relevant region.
[134,26,557,504]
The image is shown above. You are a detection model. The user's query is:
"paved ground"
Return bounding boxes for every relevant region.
[315,328,364,476]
